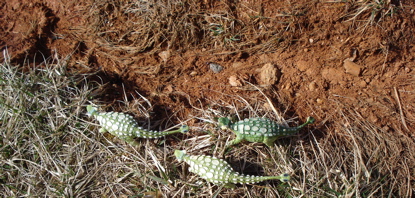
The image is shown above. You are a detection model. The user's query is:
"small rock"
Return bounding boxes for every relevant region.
[316,98,323,104]
[208,62,223,73]
[190,71,198,76]
[296,60,308,72]
[229,75,242,86]
[369,113,379,123]
[309,81,317,91]
[164,84,174,93]
[384,71,394,78]
[263,103,272,111]
[358,80,367,87]
[259,63,281,86]
[232,62,244,68]
[285,83,291,90]
[158,50,170,62]
[343,59,362,76]
[322,68,343,83]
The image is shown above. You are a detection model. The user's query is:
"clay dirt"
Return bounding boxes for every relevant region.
[1,0,415,197]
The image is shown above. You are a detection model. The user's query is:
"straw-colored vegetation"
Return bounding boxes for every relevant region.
[1,53,412,197]
[1,0,413,197]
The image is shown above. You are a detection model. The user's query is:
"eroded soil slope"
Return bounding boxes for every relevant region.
[2,0,414,132]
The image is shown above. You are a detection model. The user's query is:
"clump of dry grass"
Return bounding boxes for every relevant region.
[0,52,108,196]
[344,0,401,30]
[85,0,307,58]
[0,52,183,197]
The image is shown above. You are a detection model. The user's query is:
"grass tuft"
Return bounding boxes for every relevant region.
[0,52,180,197]
[344,0,400,31]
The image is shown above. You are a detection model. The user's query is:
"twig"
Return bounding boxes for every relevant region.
[245,81,283,121]
[394,87,409,131]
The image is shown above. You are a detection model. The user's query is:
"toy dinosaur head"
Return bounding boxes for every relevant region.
[179,125,190,133]
[306,116,315,124]
[218,117,231,130]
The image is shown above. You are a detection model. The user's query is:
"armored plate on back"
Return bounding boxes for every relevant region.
[174,150,290,188]
[87,105,189,145]
[219,116,315,147]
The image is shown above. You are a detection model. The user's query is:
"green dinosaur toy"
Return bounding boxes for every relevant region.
[218,116,315,147]
[87,105,189,144]
[174,150,290,188]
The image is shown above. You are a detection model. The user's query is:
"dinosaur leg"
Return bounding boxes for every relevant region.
[227,136,243,147]
[264,137,278,147]
[124,137,139,146]
[224,183,236,188]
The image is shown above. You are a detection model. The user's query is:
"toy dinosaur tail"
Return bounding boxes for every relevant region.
[232,173,291,184]
[296,116,315,130]
[174,150,187,162]
[86,105,98,117]
[156,125,189,137]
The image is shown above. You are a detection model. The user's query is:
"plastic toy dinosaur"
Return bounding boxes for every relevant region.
[174,150,290,188]
[218,116,315,147]
[87,105,189,145]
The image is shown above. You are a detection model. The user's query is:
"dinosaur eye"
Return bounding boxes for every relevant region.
[181,125,189,132]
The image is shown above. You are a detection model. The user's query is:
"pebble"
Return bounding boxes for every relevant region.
[309,81,317,91]
[229,75,242,86]
[285,83,291,90]
[208,62,223,73]
[259,63,281,86]
[232,62,244,68]
[343,59,362,76]
[296,60,308,72]
[158,50,170,62]
[358,80,367,87]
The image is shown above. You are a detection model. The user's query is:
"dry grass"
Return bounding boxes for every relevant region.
[84,0,307,58]
[1,51,414,197]
[343,0,401,31]
[2,0,414,197]
[182,91,414,197]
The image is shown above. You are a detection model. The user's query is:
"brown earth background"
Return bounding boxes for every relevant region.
[1,0,415,196]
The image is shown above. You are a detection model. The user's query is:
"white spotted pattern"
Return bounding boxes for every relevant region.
[231,117,302,139]
[89,107,189,144]
[176,150,290,186]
